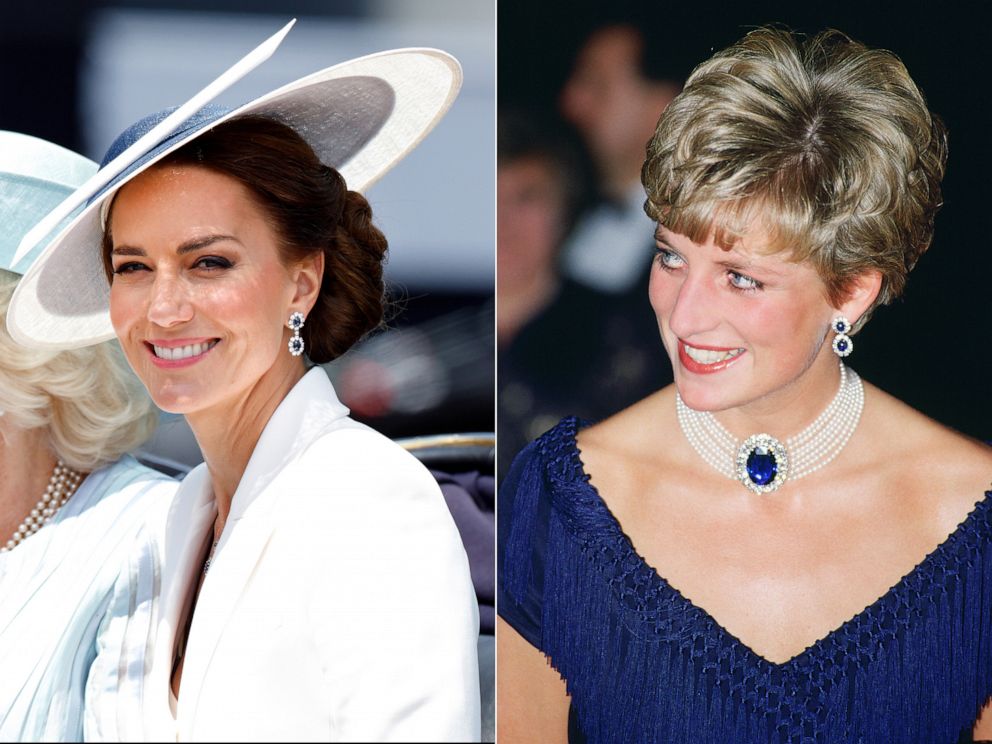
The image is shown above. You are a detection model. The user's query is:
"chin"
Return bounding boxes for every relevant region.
[148,383,208,416]
[152,397,197,416]
[674,375,742,413]
[155,400,194,416]
[677,389,729,413]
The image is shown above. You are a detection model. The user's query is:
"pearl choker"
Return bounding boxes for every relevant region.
[2,460,85,552]
[676,362,864,494]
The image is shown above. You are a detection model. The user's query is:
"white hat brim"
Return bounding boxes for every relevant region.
[8,47,461,349]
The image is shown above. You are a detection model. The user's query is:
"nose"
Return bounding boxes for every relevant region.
[146,272,193,328]
[665,269,720,341]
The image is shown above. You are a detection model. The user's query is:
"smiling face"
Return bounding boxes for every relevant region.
[107,164,313,415]
[649,224,870,419]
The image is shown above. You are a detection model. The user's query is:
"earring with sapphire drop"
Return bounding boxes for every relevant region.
[831,316,853,357]
[287,311,305,357]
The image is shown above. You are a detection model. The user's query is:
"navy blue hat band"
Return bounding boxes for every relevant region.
[92,104,233,212]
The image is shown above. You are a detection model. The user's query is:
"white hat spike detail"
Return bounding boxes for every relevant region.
[10,19,296,268]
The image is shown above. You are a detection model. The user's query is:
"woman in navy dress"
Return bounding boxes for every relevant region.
[498,27,992,743]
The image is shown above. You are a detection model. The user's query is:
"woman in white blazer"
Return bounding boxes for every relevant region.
[87,364,478,741]
[6,35,479,743]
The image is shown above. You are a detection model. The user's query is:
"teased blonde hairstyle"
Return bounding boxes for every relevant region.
[642,27,947,328]
[0,272,158,471]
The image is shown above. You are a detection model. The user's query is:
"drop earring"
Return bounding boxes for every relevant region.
[287,311,305,357]
[831,316,853,357]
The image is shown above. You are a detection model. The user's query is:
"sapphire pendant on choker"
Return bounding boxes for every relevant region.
[735,434,790,494]
[677,363,864,495]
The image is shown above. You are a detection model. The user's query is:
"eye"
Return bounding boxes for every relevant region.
[728,270,762,292]
[112,261,149,276]
[655,247,685,271]
[193,255,233,271]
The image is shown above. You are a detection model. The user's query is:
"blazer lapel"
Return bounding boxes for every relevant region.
[174,475,282,736]
[144,465,215,735]
[177,369,349,735]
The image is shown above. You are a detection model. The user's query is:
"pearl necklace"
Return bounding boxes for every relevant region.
[676,362,864,494]
[2,460,85,552]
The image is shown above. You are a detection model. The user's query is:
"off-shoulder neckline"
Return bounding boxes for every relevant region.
[543,415,992,671]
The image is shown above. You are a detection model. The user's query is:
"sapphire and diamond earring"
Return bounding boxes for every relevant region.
[287,311,305,357]
[831,315,853,357]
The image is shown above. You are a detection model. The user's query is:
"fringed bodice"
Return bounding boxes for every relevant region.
[498,418,992,744]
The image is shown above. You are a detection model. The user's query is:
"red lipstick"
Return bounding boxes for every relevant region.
[677,340,746,375]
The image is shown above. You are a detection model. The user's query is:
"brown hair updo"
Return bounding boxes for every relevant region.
[102,115,388,364]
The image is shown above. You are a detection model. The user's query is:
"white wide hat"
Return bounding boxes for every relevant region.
[7,22,461,350]
[0,132,97,276]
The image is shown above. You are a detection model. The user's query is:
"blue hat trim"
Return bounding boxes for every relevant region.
[89,103,233,208]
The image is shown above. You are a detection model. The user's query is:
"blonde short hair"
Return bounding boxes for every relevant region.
[0,272,158,471]
[642,27,947,328]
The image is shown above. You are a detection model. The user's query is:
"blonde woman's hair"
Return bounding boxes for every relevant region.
[0,272,158,471]
[642,27,947,328]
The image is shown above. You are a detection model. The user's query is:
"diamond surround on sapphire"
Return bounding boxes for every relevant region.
[287,311,306,357]
[735,433,789,494]
[287,311,305,331]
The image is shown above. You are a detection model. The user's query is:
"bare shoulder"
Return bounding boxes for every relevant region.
[577,387,676,462]
[574,386,684,507]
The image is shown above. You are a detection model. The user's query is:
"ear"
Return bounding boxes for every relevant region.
[289,250,325,316]
[836,270,882,329]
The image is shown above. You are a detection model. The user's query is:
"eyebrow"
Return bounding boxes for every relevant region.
[654,226,788,278]
[718,256,787,277]
[111,234,240,257]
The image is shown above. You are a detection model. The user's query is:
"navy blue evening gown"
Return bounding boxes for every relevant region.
[498,418,992,743]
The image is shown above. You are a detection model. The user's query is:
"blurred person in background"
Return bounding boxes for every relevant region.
[0,131,176,741]
[497,109,585,475]
[8,38,481,742]
[558,20,681,296]
[498,110,672,479]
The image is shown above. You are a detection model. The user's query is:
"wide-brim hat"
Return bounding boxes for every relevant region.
[0,132,97,276]
[7,25,461,350]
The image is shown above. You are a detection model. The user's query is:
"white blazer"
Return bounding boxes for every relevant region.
[85,369,481,742]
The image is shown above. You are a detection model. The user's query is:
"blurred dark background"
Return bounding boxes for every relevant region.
[1,0,494,444]
[498,0,990,449]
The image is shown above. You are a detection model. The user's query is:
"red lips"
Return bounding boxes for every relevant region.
[677,340,746,374]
